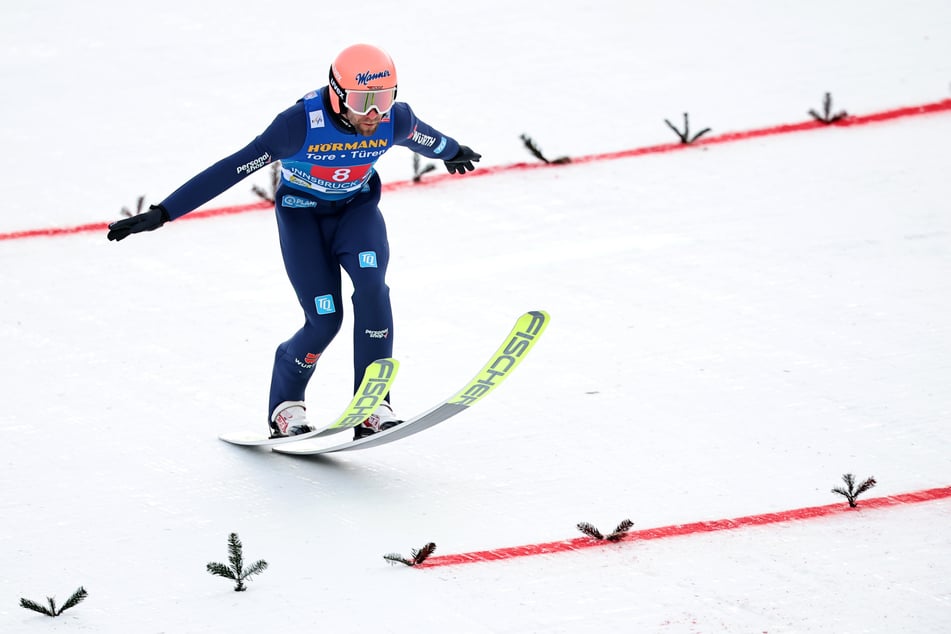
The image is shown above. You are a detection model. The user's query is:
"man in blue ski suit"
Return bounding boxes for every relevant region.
[107,43,481,439]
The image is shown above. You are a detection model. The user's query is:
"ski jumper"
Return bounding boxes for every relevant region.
[156,88,460,420]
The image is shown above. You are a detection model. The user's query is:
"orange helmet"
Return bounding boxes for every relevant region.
[328,44,398,115]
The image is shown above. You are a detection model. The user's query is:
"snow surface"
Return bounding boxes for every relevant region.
[2,1,951,632]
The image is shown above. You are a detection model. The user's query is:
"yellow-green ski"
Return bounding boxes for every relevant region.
[274,311,549,455]
[219,357,399,446]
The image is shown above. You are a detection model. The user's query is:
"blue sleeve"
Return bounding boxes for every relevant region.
[159,103,307,220]
[391,102,460,160]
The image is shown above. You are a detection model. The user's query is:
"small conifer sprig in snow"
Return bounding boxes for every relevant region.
[120,195,146,218]
[664,112,712,144]
[384,542,437,566]
[412,153,437,182]
[519,134,571,164]
[832,473,877,508]
[206,533,268,591]
[577,519,635,542]
[808,92,848,124]
[251,163,281,203]
[20,586,88,617]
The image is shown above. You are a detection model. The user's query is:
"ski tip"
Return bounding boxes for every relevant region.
[525,309,550,323]
[519,310,551,336]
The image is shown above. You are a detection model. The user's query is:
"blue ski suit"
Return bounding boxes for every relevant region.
[155,87,461,420]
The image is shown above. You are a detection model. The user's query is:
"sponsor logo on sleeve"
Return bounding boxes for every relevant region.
[410,127,437,147]
[295,352,321,369]
[365,328,390,339]
[236,152,271,175]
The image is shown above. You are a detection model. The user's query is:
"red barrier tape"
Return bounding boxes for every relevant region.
[417,485,951,568]
[3,98,949,243]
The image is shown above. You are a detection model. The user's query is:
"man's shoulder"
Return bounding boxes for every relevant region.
[389,102,417,139]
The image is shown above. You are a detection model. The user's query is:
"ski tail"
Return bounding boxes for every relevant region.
[320,357,400,433]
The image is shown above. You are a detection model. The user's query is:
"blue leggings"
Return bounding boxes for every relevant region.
[267,174,392,418]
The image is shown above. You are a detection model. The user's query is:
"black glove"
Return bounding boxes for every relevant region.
[107,205,170,242]
[444,145,481,174]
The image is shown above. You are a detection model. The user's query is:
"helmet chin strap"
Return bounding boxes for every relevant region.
[337,111,355,131]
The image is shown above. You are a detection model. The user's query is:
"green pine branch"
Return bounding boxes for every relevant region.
[606,519,635,542]
[576,521,604,540]
[664,112,712,144]
[206,562,236,580]
[412,153,437,182]
[58,587,89,612]
[384,542,437,566]
[519,134,571,164]
[207,533,268,591]
[832,473,877,507]
[577,519,634,542]
[808,92,848,124]
[251,163,281,203]
[20,587,88,617]
[120,195,146,218]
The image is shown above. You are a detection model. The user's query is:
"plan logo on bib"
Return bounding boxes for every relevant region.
[282,195,317,208]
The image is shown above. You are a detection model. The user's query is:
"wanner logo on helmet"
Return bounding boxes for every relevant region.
[355,70,391,86]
